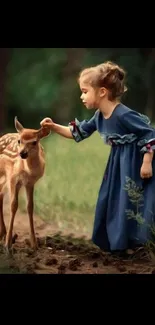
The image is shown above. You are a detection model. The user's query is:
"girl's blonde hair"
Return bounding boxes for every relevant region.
[78,61,127,100]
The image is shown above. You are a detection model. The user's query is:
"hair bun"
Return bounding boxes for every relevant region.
[117,70,124,81]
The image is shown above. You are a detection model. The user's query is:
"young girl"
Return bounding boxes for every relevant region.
[40,61,155,252]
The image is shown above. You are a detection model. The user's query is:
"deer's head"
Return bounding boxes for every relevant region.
[14,117,51,159]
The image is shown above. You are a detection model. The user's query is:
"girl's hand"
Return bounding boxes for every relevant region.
[140,161,153,179]
[40,117,54,129]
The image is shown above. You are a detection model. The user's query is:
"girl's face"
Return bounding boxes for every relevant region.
[79,79,107,110]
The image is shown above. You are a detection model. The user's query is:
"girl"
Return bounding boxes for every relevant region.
[40,61,155,252]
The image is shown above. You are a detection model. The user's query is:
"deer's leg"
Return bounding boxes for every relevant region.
[0,193,6,241]
[5,182,20,251]
[25,185,38,250]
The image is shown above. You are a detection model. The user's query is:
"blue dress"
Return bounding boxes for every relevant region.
[69,103,155,251]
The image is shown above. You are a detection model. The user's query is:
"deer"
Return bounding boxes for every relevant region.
[0,116,51,253]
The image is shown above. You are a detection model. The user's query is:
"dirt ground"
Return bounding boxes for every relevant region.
[1,209,155,274]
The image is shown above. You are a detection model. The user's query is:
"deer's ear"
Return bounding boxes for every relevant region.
[14,116,24,133]
[37,127,51,139]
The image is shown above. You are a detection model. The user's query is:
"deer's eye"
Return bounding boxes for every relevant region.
[32,141,37,145]
[18,140,20,144]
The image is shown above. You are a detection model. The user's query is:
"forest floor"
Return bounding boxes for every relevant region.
[1,209,155,275]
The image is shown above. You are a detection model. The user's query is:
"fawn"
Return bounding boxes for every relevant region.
[0,116,51,252]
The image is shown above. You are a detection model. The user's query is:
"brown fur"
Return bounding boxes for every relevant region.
[0,117,51,251]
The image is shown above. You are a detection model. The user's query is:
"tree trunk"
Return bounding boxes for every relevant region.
[53,48,87,124]
[0,48,10,132]
[144,48,155,121]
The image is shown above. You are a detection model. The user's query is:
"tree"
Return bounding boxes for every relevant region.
[0,48,10,132]
[143,48,155,120]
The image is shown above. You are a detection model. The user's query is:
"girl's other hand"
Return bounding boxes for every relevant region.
[140,161,153,179]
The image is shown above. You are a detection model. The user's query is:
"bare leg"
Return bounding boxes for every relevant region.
[0,193,6,240]
[25,185,38,250]
[5,182,21,251]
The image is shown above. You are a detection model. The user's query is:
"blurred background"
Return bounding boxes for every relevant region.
[1,47,155,238]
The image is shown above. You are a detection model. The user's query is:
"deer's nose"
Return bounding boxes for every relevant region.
[20,150,28,159]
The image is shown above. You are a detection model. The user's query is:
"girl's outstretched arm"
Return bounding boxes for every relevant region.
[40,111,98,143]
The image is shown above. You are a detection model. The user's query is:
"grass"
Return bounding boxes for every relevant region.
[19,132,110,236]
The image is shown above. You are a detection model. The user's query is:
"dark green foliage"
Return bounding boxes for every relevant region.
[4,48,155,129]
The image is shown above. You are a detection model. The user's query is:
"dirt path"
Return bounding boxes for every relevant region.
[1,203,155,274]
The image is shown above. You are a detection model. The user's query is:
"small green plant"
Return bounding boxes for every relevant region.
[124,176,145,226]
[124,176,155,259]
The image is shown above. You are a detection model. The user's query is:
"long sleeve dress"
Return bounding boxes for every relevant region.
[69,103,155,251]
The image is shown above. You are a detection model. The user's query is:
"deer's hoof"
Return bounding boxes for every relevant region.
[30,236,38,251]
[31,242,38,251]
[0,231,6,242]
[4,245,13,256]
